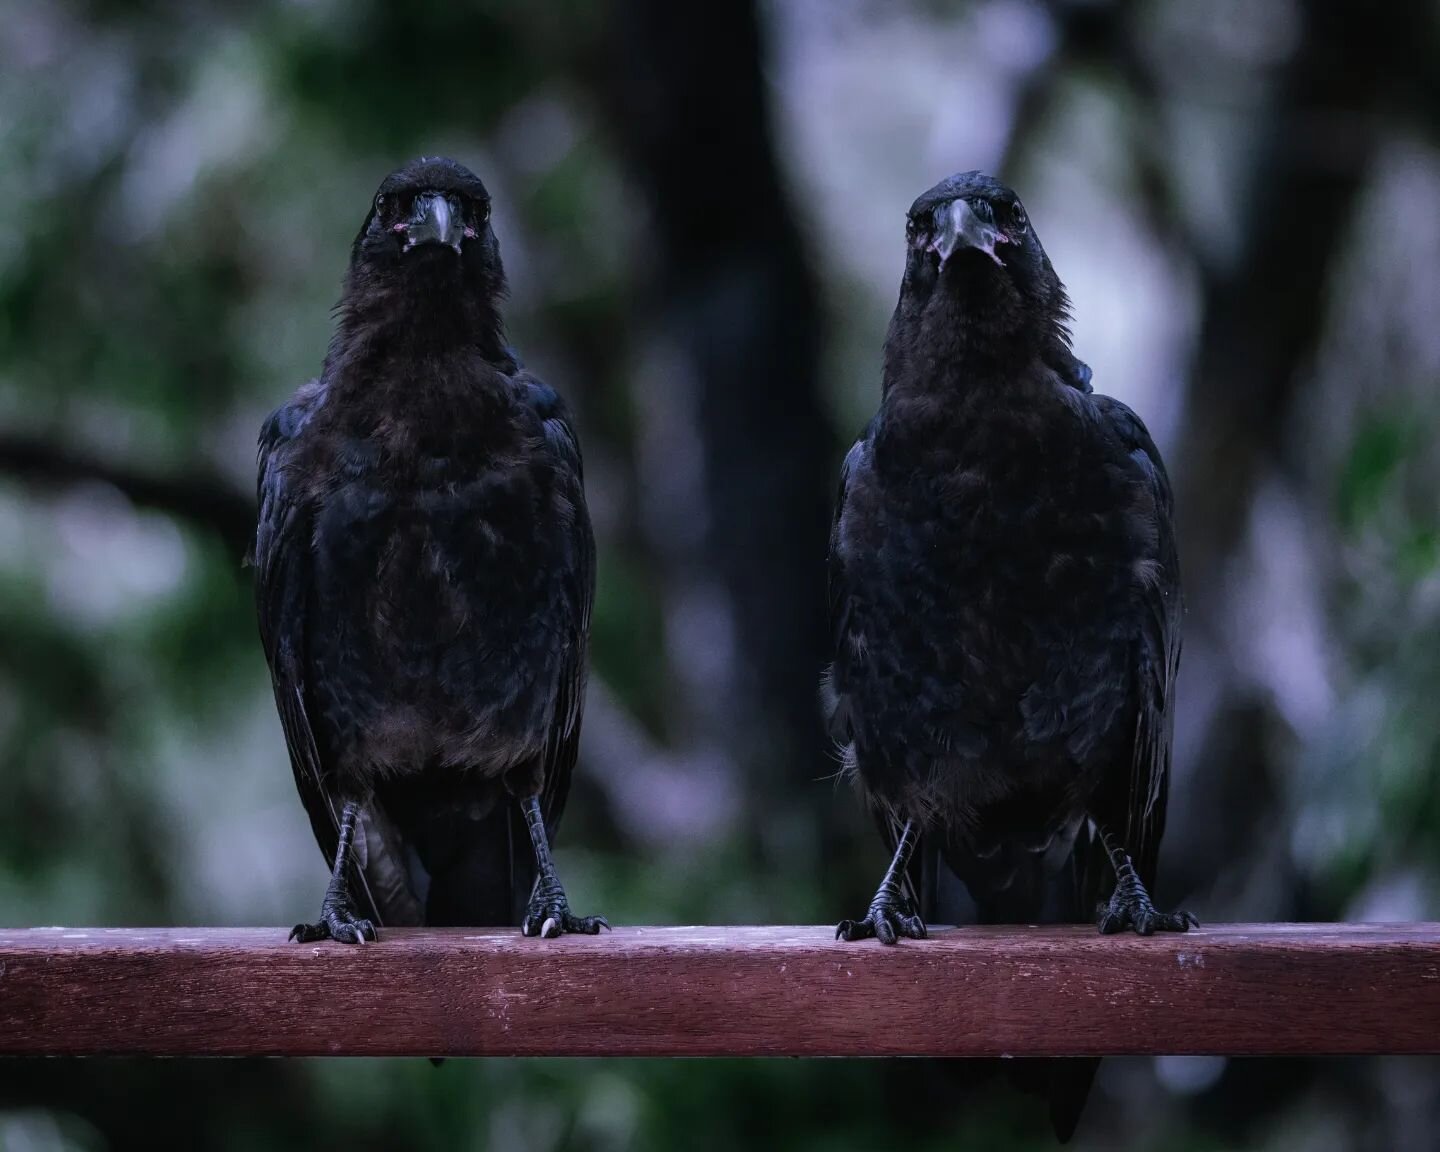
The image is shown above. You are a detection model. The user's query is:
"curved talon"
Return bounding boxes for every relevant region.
[836,904,927,945]
[334,919,375,944]
[1097,893,1196,937]
[1095,829,1195,937]
[523,899,608,939]
[288,909,376,945]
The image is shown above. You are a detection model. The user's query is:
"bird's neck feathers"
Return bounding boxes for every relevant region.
[325,259,510,378]
[882,268,1073,400]
[314,264,518,457]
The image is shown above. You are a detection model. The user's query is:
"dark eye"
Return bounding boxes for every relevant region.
[1011,204,1027,231]
[374,193,387,215]
[480,200,492,224]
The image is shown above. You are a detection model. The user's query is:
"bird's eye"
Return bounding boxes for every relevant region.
[374,193,387,215]
[480,201,491,224]
[1011,205,1027,231]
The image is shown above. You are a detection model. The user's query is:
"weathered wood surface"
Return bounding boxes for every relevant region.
[1,924,1436,1057]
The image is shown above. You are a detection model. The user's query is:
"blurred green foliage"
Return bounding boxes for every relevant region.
[2,0,1440,1149]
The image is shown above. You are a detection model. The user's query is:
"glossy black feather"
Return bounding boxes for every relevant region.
[826,172,1183,1139]
[254,158,594,930]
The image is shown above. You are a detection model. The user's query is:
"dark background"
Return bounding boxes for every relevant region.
[2,0,1439,1148]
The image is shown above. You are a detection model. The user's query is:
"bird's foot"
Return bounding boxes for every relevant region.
[836,897,927,945]
[289,887,376,945]
[522,882,608,939]
[1097,873,1197,936]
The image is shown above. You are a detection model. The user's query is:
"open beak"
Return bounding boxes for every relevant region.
[400,193,464,254]
[930,198,1009,267]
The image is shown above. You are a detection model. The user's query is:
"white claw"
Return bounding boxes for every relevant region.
[541,916,560,938]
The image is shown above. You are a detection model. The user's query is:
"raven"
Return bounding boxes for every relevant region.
[253,157,606,943]
[825,172,1193,1138]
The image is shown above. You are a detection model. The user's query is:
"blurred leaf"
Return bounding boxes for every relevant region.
[1336,412,1411,534]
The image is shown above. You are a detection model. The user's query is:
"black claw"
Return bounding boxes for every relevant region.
[1097,881,1195,937]
[522,891,608,939]
[291,805,375,946]
[836,902,927,945]
[1094,831,1196,937]
[289,899,377,946]
[518,794,607,939]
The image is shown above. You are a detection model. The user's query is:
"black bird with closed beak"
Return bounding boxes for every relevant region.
[253,157,605,943]
[825,172,1193,1138]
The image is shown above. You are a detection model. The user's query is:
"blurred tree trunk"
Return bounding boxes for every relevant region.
[1172,2,1397,619]
[596,0,837,886]
[1162,0,1423,911]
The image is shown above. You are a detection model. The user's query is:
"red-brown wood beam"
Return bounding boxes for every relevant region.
[1,924,1436,1058]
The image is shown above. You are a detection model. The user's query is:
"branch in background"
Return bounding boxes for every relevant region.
[0,431,255,562]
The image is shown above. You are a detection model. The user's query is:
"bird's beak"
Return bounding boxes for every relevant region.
[401,193,464,254]
[930,198,1009,267]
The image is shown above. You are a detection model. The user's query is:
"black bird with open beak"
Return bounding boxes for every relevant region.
[396,188,467,253]
[824,171,1193,1139]
[253,157,606,944]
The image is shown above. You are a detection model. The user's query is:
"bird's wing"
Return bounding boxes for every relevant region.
[1088,394,1183,892]
[826,426,925,909]
[1040,390,1181,1146]
[825,429,872,746]
[253,388,419,926]
[1048,342,1093,393]
[524,377,596,843]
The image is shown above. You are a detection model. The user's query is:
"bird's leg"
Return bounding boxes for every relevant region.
[519,794,608,939]
[290,800,377,944]
[1094,824,1198,936]
[837,820,927,945]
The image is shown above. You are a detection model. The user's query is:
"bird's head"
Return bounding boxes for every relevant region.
[338,158,507,354]
[899,171,1071,354]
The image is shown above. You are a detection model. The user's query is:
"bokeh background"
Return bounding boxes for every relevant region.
[2,0,1439,1148]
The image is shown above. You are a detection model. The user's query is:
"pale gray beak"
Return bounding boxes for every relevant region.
[401,193,463,254]
[930,198,1009,267]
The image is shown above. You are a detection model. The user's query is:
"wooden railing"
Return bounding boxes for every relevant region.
[2,924,1436,1057]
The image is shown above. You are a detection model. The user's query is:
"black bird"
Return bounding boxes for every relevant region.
[825,172,1193,1138]
[253,157,606,943]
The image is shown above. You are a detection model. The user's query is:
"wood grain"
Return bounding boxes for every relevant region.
[1,924,1436,1057]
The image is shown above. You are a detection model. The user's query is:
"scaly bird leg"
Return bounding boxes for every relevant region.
[837,820,927,945]
[519,794,608,939]
[290,800,377,944]
[1094,824,1198,936]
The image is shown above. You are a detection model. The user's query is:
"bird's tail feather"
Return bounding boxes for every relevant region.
[353,804,426,927]
[363,781,536,1070]
[422,801,534,927]
[918,838,1099,1144]
[370,775,535,928]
